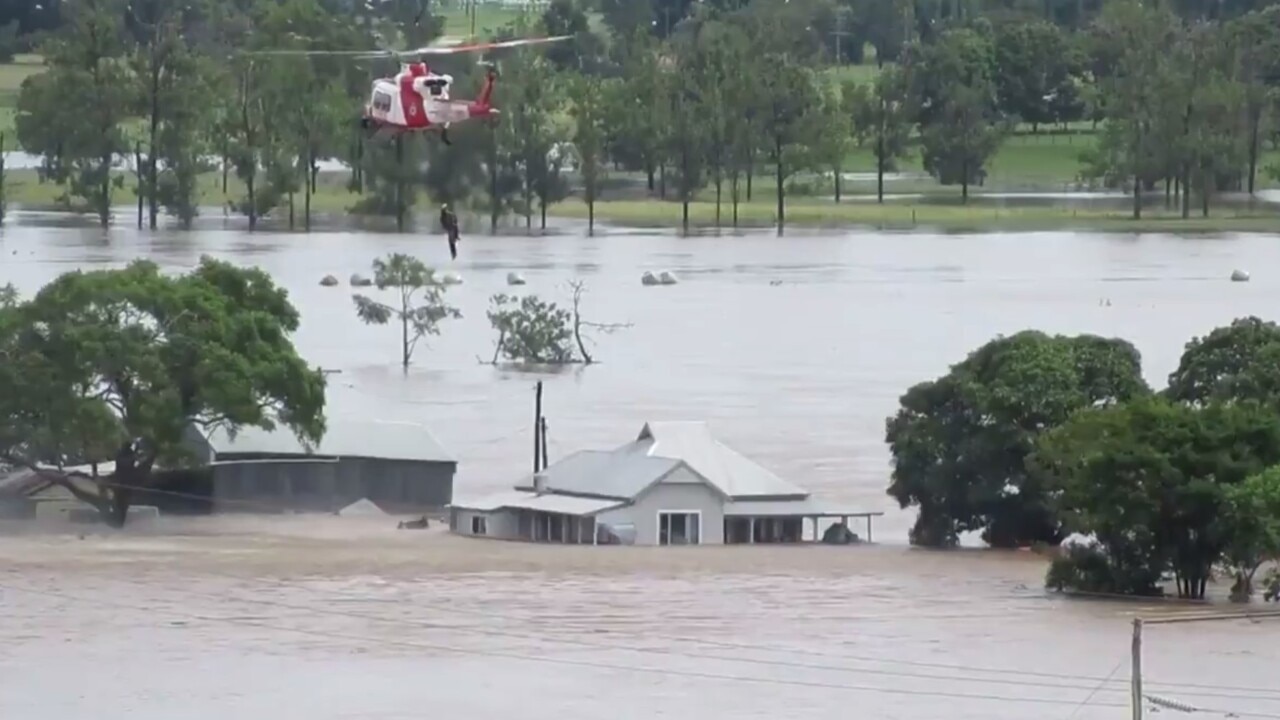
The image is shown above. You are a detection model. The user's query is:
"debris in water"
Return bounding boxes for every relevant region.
[337,498,386,517]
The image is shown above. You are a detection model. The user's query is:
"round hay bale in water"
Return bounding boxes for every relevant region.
[441,272,463,285]
[1231,269,1250,282]
[641,271,660,286]
[658,270,679,285]
[320,274,339,287]
[349,273,372,287]
[506,272,527,286]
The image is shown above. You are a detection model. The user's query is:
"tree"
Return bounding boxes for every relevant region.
[1229,7,1280,195]
[886,331,1149,548]
[1085,0,1181,219]
[568,73,609,235]
[1165,316,1280,407]
[352,253,462,369]
[486,294,575,364]
[0,257,328,527]
[991,20,1085,130]
[1032,396,1280,599]
[849,68,912,203]
[15,0,131,226]
[756,52,821,231]
[125,0,209,230]
[1220,466,1280,601]
[485,281,629,365]
[568,280,630,365]
[911,27,1007,202]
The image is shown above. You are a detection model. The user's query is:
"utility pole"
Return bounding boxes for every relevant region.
[830,8,851,66]
[1131,609,1280,720]
[540,416,549,471]
[533,380,543,474]
[1131,618,1143,720]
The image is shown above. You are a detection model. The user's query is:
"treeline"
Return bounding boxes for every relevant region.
[13,0,1280,232]
[886,318,1280,601]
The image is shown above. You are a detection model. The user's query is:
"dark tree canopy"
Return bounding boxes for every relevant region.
[0,257,327,527]
[886,330,1148,548]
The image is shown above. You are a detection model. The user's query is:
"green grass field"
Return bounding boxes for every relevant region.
[3,166,1276,234]
[437,3,528,39]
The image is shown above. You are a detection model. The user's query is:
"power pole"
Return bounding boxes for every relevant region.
[1131,618,1143,720]
[1131,609,1280,720]
[533,380,543,474]
[830,8,852,66]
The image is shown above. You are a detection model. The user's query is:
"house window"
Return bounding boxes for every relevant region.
[658,511,701,545]
[471,515,487,535]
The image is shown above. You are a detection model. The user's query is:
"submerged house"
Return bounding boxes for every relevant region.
[449,421,880,546]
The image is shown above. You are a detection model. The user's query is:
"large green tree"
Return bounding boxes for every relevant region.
[1033,397,1280,599]
[1165,316,1280,407]
[886,331,1149,548]
[0,258,327,527]
[910,26,1008,201]
[15,0,131,226]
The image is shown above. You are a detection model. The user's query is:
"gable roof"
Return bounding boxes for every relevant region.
[205,417,454,464]
[516,449,684,500]
[625,421,808,499]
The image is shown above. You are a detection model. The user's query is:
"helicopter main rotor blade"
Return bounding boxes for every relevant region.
[242,49,390,56]
[404,35,572,56]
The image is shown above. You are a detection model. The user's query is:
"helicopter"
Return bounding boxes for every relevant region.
[249,35,570,145]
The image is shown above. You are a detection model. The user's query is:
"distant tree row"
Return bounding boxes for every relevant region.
[886,317,1280,601]
[12,0,1280,231]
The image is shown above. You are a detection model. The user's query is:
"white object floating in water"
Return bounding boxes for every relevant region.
[641,271,660,286]
[440,272,463,285]
[1231,269,1250,282]
[506,272,526,286]
[337,498,387,517]
[658,270,679,285]
[320,274,339,287]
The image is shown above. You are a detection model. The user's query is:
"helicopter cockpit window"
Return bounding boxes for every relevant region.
[424,79,446,97]
[372,91,392,112]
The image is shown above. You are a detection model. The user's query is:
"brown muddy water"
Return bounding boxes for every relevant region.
[1,214,1279,719]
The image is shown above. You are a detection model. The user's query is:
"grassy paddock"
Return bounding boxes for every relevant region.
[4,168,1276,233]
[549,197,1280,233]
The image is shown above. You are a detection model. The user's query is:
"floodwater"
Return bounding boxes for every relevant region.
[1,212,1279,719]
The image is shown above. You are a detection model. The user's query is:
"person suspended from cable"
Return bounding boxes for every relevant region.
[440,203,460,260]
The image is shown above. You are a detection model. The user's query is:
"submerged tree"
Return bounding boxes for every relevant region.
[486,294,576,364]
[485,281,630,365]
[352,253,462,368]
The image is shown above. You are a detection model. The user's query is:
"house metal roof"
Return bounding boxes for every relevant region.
[452,489,623,516]
[507,422,808,502]
[205,417,454,464]
[627,421,809,499]
[516,450,683,500]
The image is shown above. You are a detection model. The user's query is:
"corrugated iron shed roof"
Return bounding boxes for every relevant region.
[205,417,454,463]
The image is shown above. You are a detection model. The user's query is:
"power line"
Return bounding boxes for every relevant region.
[0,581,1154,712]
[5,573,1279,711]
[187,564,1280,701]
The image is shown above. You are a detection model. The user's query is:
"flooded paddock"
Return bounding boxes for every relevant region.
[1,214,1278,719]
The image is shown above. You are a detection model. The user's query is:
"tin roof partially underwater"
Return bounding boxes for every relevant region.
[486,420,807,503]
[204,417,455,463]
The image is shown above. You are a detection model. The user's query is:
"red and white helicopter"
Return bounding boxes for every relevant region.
[252,35,569,145]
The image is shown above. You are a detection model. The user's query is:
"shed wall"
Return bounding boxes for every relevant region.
[212,455,455,513]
